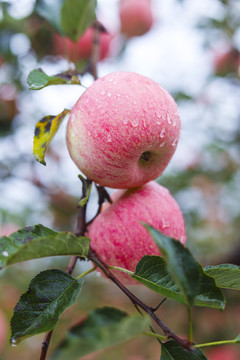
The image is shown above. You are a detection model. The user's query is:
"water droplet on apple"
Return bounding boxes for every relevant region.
[107,133,112,143]
[172,137,178,147]
[155,111,161,119]
[133,100,137,105]
[123,118,128,125]
[100,90,105,96]
[172,119,177,127]
[88,130,91,136]
[131,119,139,127]
[2,250,8,257]
[160,128,166,138]
[107,93,111,97]
[167,114,171,124]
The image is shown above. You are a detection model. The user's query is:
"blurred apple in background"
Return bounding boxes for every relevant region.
[53,26,114,62]
[119,0,154,37]
[0,84,18,132]
[206,346,239,360]
[213,46,240,77]
[0,309,7,352]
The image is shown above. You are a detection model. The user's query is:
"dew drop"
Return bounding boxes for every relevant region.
[172,119,177,127]
[172,137,178,147]
[167,114,171,124]
[2,250,9,257]
[87,130,91,136]
[155,111,161,119]
[107,93,111,97]
[123,118,128,125]
[160,128,166,138]
[107,133,112,143]
[100,90,105,96]
[131,119,139,127]
[117,93,121,97]
[132,100,137,105]
[11,338,18,347]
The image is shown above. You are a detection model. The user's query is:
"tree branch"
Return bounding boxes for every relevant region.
[88,248,194,352]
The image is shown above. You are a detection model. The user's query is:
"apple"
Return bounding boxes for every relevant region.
[119,0,154,37]
[53,27,113,61]
[88,181,187,284]
[213,47,240,77]
[67,71,181,189]
[0,309,7,352]
[0,223,19,237]
[206,346,239,360]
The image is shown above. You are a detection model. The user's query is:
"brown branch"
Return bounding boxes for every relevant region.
[87,185,112,226]
[39,178,90,360]
[88,248,194,352]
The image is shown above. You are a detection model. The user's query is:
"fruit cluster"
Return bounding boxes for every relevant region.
[67,71,187,284]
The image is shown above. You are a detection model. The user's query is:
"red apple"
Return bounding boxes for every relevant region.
[88,181,187,284]
[213,47,240,77]
[67,71,181,189]
[119,0,154,37]
[53,27,113,61]
[206,346,239,360]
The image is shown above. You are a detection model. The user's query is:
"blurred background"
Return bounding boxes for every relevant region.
[0,0,240,359]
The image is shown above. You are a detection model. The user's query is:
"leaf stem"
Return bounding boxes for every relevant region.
[188,306,193,343]
[144,331,167,341]
[75,266,97,280]
[195,339,238,349]
[108,265,134,275]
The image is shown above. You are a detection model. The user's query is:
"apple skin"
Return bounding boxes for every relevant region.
[88,181,187,284]
[67,71,181,189]
[119,0,154,37]
[54,27,113,61]
[206,346,239,360]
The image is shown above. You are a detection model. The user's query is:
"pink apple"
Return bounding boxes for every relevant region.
[119,0,154,37]
[0,223,19,237]
[88,181,187,284]
[67,71,181,189]
[206,346,239,360]
[53,27,113,61]
[0,309,7,351]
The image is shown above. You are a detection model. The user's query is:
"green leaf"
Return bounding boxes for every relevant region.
[133,256,225,310]
[145,226,201,307]
[33,109,70,165]
[161,341,208,360]
[11,270,83,344]
[36,0,65,34]
[51,307,150,360]
[61,0,97,41]
[78,175,92,207]
[27,69,69,90]
[0,224,90,268]
[204,264,240,290]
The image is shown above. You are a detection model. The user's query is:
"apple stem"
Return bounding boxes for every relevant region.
[88,247,194,352]
[87,184,112,226]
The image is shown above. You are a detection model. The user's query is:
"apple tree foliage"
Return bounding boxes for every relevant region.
[0,0,240,359]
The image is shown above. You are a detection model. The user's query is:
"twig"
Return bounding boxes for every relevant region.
[89,21,101,80]
[87,185,112,226]
[39,178,90,360]
[88,248,194,352]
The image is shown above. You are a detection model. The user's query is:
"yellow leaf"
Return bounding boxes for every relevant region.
[33,109,70,165]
